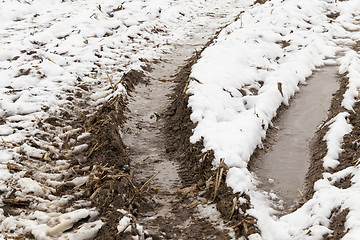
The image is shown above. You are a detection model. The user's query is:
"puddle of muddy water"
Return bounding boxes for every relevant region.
[122,57,181,192]
[121,40,207,235]
[251,65,339,212]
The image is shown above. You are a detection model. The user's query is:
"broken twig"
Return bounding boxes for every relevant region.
[297,188,307,203]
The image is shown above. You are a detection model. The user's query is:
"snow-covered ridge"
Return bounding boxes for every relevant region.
[187,0,360,238]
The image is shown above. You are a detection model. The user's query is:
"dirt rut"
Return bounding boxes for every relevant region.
[121,33,234,240]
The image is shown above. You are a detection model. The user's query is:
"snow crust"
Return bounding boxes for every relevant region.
[1,0,360,238]
[187,0,360,238]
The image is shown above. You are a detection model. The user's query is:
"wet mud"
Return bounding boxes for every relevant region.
[89,11,360,240]
[250,66,339,212]
[53,74,140,239]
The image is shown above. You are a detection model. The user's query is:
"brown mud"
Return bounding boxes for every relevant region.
[4,6,356,240]
[30,7,258,240]
[304,72,349,201]
[44,6,256,240]
[106,5,263,239]
[316,77,360,239]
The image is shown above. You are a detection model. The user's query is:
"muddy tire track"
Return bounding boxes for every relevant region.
[248,66,340,213]
[121,43,235,239]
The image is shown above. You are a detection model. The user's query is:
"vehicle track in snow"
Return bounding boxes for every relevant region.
[250,65,339,213]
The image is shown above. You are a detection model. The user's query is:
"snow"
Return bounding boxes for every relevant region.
[189,0,342,178]
[117,216,132,233]
[339,50,360,111]
[116,209,147,238]
[70,176,89,186]
[322,112,352,169]
[187,0,360,238]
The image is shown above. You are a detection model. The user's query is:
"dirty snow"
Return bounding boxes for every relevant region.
[188,0,360,238]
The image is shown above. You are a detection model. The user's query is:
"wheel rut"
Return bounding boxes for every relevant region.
[121,25,235,240]
[250,65,340,213]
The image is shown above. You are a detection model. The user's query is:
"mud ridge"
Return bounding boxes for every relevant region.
[56,10,256,239]
[55,70,149,239]
[1,69,149,239]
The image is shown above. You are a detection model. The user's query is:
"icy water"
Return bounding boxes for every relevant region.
[252,66,339,212]
[121,60,180,193]
[121,56,184,234]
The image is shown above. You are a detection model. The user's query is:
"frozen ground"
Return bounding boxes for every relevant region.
[1,0,360,239]
[187,0,360,239]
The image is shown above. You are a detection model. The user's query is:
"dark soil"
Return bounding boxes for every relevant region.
[352,40,360,53]
[54,70,150,239]
[323,208,350,239]
[254,0,267,5]
[318,99,360,239]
